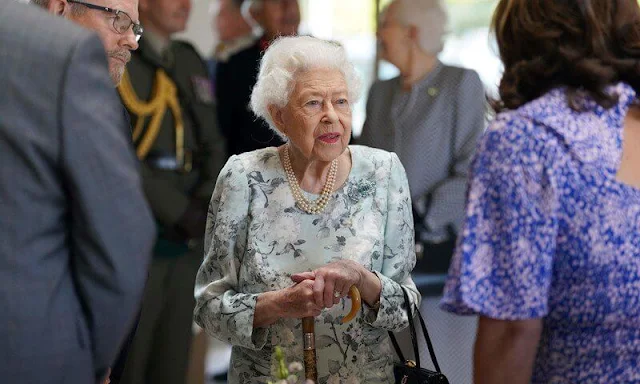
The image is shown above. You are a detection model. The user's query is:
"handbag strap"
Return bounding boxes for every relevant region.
[415,299,442,373]
[387,287,442,373]
[387,287,419,367]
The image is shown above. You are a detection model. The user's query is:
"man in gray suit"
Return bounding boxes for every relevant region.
[30,1,145,382]
[0,2,155,383]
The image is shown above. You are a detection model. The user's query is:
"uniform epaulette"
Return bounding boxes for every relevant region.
[172,40,202,57]
[172,40,208,69]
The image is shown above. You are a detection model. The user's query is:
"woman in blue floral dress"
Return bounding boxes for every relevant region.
[194,36,420,384]
[442,1,640,383]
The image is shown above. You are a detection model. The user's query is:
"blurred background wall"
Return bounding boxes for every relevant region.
[178,0,501,137]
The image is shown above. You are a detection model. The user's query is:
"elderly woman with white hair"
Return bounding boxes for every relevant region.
[360,0,486,275]
[194,35,420,384]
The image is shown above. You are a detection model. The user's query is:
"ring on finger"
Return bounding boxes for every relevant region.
[334,291,342,298]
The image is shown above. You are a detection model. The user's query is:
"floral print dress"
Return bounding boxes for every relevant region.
[195,145,420,384]
[442,83,640,383]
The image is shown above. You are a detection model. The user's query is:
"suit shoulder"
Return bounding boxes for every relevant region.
[0,2,95,62]
[367,77,398,100]
[171,40,212,77]
[225,41,262,67]
[370,76,398,90]
[172,40,205,60]
[439,64,482,87]
[0,2,103,111]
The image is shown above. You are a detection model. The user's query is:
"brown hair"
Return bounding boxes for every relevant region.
[492,0,640,111]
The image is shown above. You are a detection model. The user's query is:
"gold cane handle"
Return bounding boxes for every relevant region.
[341,286,362,324]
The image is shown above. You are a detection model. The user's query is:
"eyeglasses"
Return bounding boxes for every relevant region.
[67,0,143,42]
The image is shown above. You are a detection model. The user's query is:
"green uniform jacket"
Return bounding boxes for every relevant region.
[123,38,227,251]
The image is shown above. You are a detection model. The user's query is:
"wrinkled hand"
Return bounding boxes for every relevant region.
[291,260,364,309]
[279,279,324,319]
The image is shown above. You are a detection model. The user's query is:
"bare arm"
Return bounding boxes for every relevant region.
[474,316,543,384]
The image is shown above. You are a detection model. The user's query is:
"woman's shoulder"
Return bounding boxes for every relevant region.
[514,82,636,126]
[483,111,542,152]
[492,83,636,167]
[220,148,280,180]
[439,63,480,81]
[351,145,396,161]
[231,147,279,165]
[350,145,401,175]
[437,63,483,90]
[469,109,565,185]
[368,76,401,96]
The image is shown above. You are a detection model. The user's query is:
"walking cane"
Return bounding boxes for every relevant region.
[302,285,362,382]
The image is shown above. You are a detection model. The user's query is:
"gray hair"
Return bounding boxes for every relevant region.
[31,0,85,15]
[250,36,362,137]
[392,0,448,55]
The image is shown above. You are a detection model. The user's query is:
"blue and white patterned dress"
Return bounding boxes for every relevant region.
[195,145,420,384]
[442,83,640,383]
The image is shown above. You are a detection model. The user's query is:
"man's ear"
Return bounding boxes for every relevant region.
[268,105,286,136]
[48,0,70,16]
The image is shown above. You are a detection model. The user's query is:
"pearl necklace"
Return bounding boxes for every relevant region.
[282,145,338,214]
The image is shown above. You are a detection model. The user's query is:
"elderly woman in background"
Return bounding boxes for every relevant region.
[359,0,485,274]
[442,0,640,383]
[194,36,420,384]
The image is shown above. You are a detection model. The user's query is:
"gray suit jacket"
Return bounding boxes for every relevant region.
[359,63,486,240]
[0,2,155,383]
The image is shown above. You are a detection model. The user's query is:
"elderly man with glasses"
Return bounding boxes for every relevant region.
[2,2,154,384]
[32,0,142,86]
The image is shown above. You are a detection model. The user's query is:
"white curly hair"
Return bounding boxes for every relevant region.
[250,35,363,138]
[390,0,448,55]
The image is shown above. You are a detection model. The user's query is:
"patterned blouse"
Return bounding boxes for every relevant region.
[195,145,420,384]
[442,83,640,383]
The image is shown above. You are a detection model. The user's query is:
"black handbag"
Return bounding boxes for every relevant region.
[412,201,457,275]
[387,288,450,384]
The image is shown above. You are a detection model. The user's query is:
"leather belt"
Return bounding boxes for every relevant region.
[145,150,194,173]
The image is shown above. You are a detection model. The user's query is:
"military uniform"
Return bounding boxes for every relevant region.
[216,36,285,157]
[117,33,226,384]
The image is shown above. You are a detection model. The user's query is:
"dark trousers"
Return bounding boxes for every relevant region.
[119,252,202,384]
[414,237,457,275]
[109,315,140,384]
